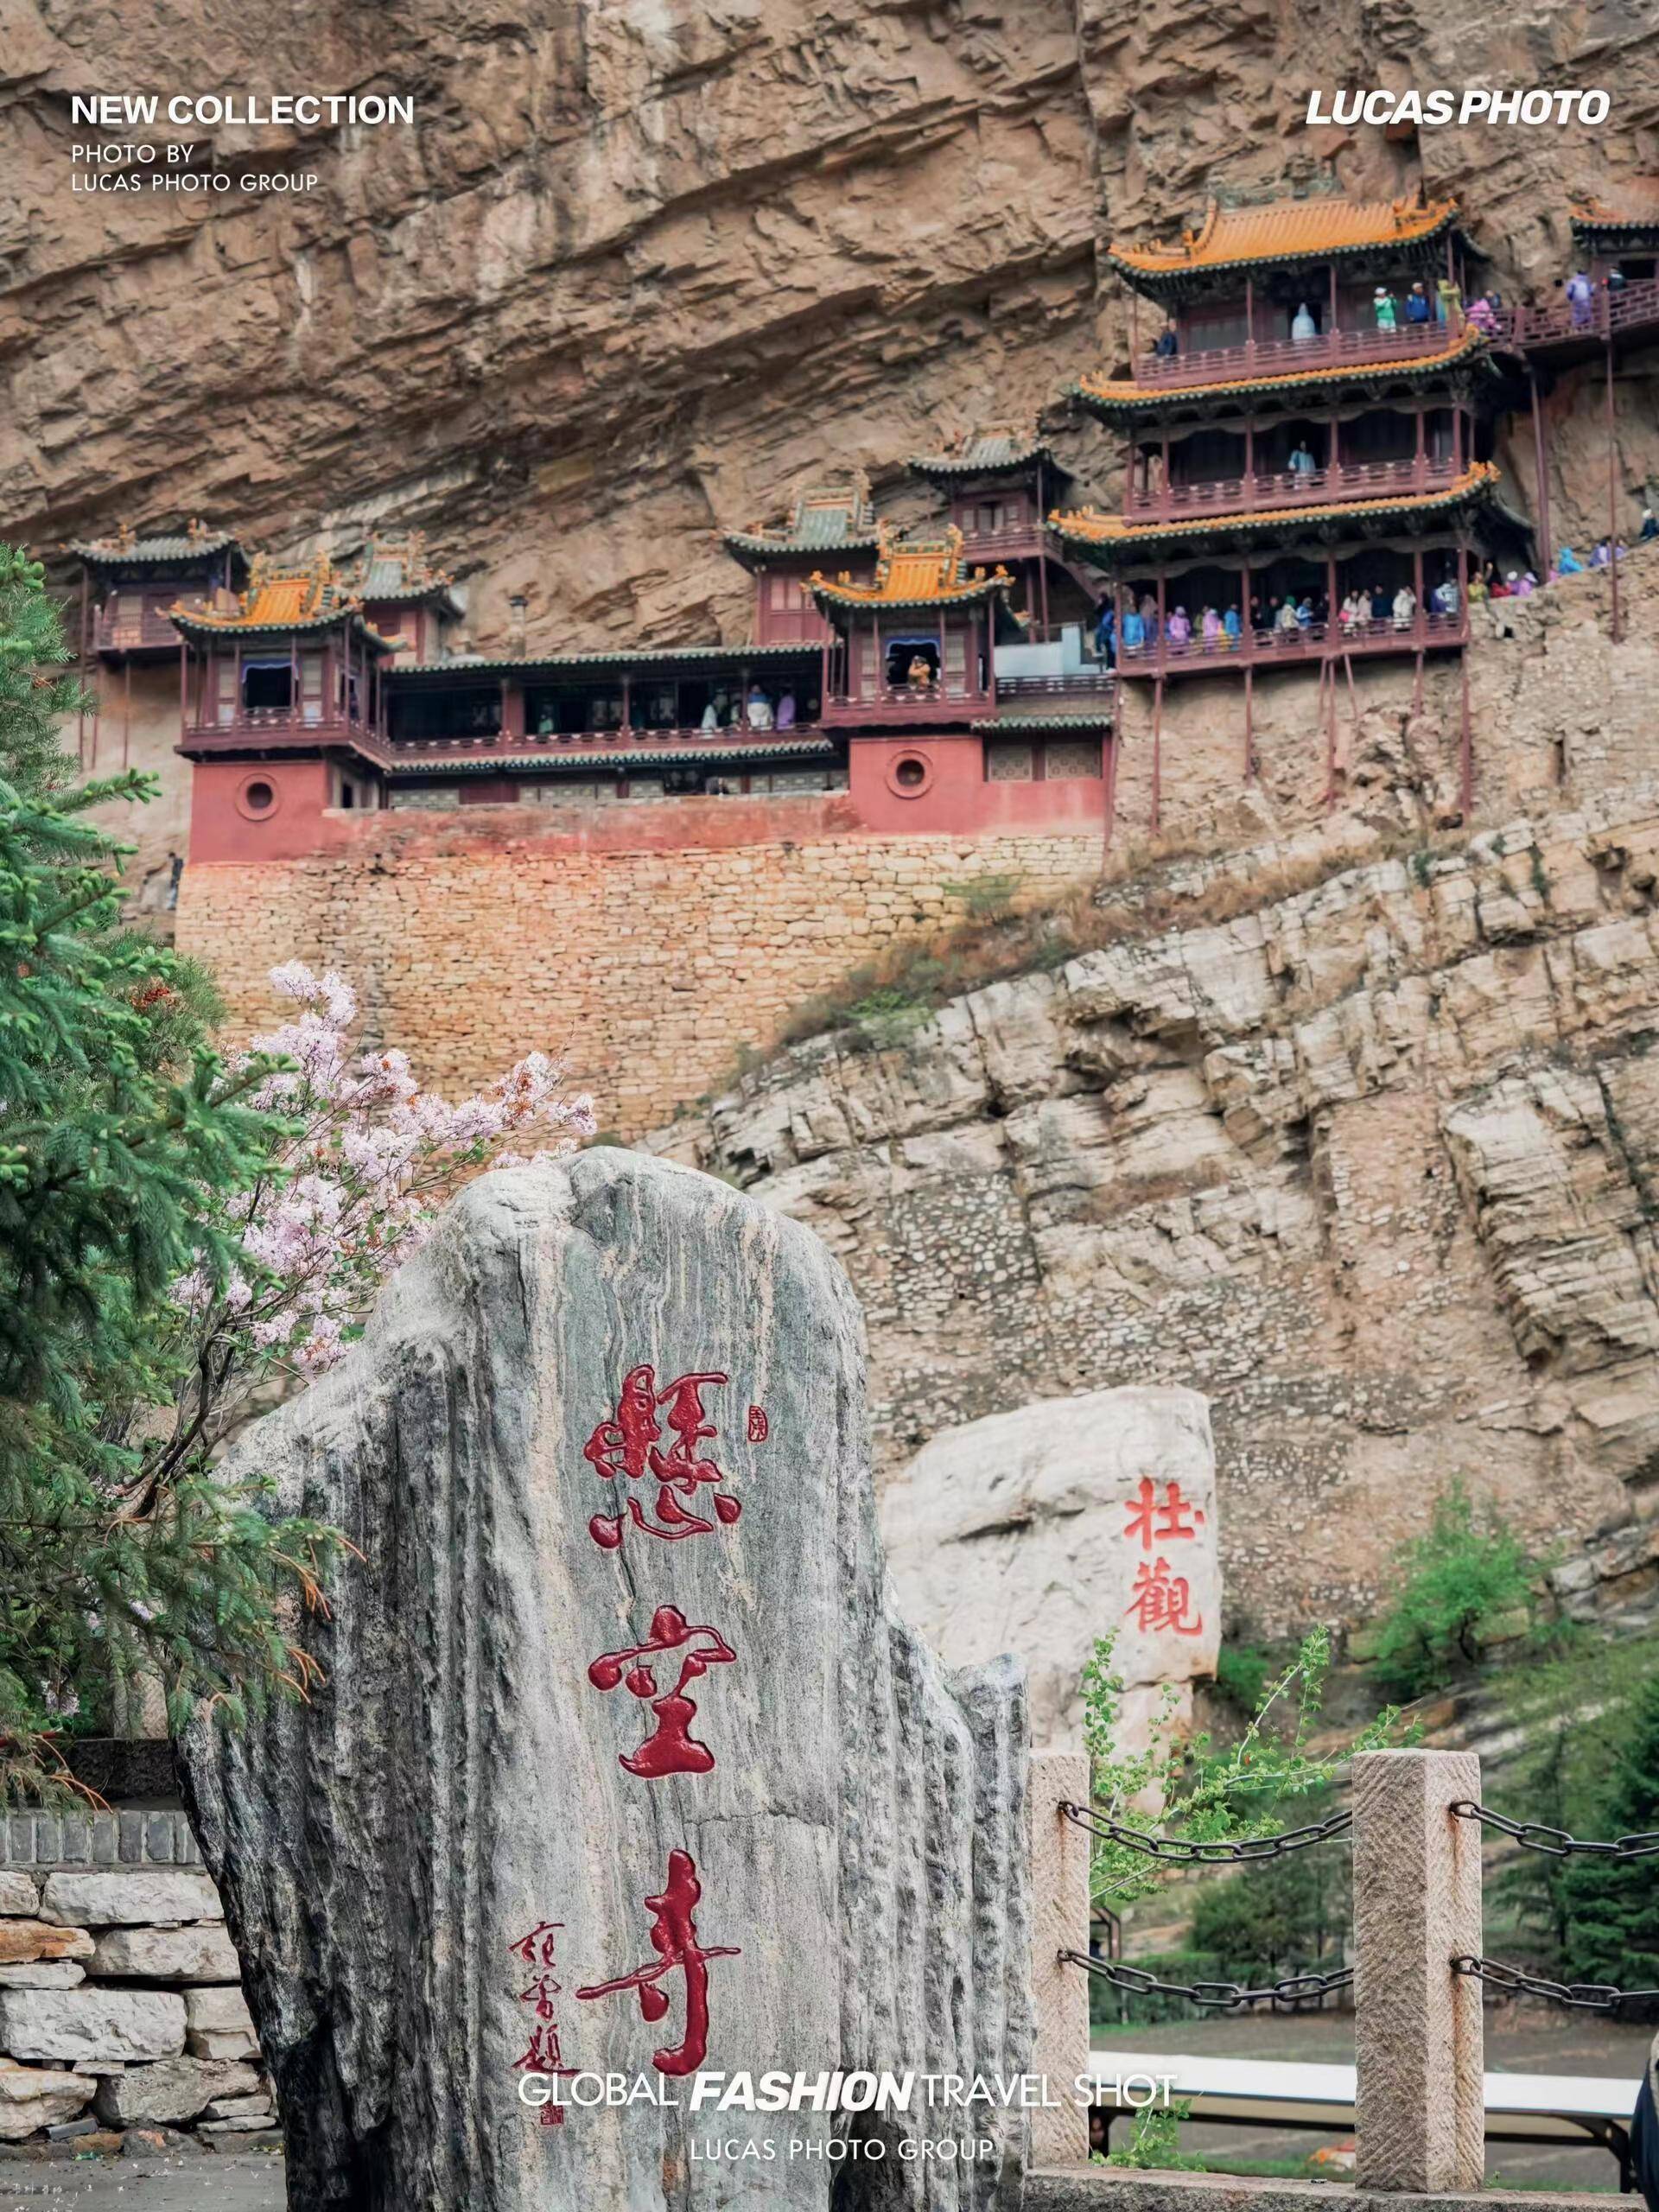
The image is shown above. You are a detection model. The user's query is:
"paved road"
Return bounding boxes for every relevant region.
[0,2151,283,2210]
[1094,2012,1649,2190]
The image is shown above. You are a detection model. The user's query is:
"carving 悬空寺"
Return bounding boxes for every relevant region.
[587,1605,737,1778]
[575,1849,741,2077]
[582,1367,742,1548]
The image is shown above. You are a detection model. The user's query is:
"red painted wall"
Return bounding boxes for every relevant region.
[846,734,1109,836]
[187,758,383,862]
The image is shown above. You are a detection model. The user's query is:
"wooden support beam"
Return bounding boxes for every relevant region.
[1151,674,1164,835]
[1607,337,1622,644]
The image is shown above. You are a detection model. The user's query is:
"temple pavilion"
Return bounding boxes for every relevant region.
[1054,190,1521,714]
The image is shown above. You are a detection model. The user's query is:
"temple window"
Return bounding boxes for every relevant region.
[885,637,940,689]
[241,659,294,712]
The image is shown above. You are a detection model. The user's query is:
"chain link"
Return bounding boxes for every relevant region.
[1065,1949,1353,2013]
[1453,1955,1659,2012]
[1061,1800,1352,1865]
[1450,1802,1659,1859]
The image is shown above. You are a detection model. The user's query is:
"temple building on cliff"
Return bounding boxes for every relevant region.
[1058,198,1512,676]
[64,189,1659,868]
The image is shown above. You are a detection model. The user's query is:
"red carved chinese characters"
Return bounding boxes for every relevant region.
[575,1848,739,2076]
[1127,1556,1204,1637]
[588,1605,737,1778]
[1124,1476,1205,1551]
[583,1366,741,1549]
[508,1923,576,2125]
[747,1405,769,1443]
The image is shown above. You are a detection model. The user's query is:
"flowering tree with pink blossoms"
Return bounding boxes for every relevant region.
[159,959,596,1472]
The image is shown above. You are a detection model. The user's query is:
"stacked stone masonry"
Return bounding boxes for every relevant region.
[178,806,1102,1134]
[0,1853,272,2151]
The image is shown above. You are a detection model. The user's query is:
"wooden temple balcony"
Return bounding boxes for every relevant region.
[822,683,992,728]
[386,722,827,764]
[181,709,380,753]
[1133,321,1461,393]
[1126,453,1459,522]
[93,601,200,654]
[1491,274,1659,355]
[995,672,1115,702]
[957,521,1049,564]
[1117,607,1467,680]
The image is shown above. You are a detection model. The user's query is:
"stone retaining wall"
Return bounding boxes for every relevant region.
[0,1844,272,2152]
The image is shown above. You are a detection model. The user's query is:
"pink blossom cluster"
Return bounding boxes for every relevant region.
[183,961,595,1382]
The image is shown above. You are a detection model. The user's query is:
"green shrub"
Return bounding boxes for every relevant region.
[1366,1480,1545,1697]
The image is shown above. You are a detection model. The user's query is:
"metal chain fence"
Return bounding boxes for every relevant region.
[1065,1948,1354,2013]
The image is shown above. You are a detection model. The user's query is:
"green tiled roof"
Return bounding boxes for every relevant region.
[389,737,835,776]
[69,531,240,566]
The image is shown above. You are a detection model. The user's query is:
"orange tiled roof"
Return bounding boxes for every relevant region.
[169,549,387,636]
[1052,462,1498,550]
[1073,325,1486,411]
[810,524,1013,608]
[1109,193,1459,280]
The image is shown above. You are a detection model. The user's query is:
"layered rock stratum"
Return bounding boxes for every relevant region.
[653,740,1659,1640]
[5,1,1658,634]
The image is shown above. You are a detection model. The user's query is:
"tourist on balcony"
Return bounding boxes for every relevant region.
[1437,277,1462,325]
[1201,607,1222,645]
[701,693,724,732]
[1467,569,1489,604]
[1591,539,1611,569]
[1121,605,1145,653]
[1166,606,1192,647]
[1288,440,1318,479]
[1223,605,1241,644]
[1153,323,1179,359]
[1489,573,1511,598]
[1370,583,1392,623]
[1392,583,1416,629]
[1296,596,1317,628]
[1465,294,1497,334]
[1405,281,1433,326]
[776,690,797,729]
[1093,601,1116,664]
[747,684,775,727]
[1139,590,1158,632]
[1339,590,1362,633]
[1555,545,1585,575]
[1291,302,1318,344]
[1373,287,1398,332]
[1275,597,1300,635]
[1567,270,1595,329]
[1436,576,1461,616]
[1512,571,1536,597]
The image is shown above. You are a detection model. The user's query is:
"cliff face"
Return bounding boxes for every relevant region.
[649,566,1659,1635]
[5,0,1658,647]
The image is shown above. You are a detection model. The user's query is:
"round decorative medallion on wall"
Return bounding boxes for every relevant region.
[234,774,281,822]
[886,751,934,799]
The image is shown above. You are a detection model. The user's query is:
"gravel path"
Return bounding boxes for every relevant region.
[0,2150,283,2209]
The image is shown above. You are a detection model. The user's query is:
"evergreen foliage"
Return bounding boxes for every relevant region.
[0,543,338,1798]
[1558,1668,1659,2010]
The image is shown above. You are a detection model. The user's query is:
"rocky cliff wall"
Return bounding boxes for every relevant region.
[648,751,1659,1636]
[7,0,1658,637]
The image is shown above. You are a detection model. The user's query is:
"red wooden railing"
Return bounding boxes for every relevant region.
[1116,607,1465,676]
[1130,320,1459,391]
[823,684,991,724]
[95,602,201,653]
[1126,453,1459,521]
[1488,276,1659,352]
[995,673,1116,699]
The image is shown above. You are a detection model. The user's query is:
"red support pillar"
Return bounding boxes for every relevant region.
[1246,276,1255,347]
[178,639,188,743]
[1151,674,1164,834]
[1243,664,1255,783]
[76,569,90,766]
[122,658,130,771]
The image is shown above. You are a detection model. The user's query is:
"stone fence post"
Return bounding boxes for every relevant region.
[1352,1749,1484,2192]
[1029,1748,1091,2168]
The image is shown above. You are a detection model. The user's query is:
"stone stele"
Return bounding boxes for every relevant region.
[181,1153,1031,2211]
[880,1388,1220,1751]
